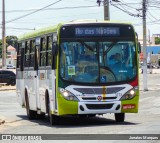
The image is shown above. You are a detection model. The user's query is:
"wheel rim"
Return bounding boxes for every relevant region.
[11,80,15,85]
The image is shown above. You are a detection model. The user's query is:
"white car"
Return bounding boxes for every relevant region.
[7,65,16,69]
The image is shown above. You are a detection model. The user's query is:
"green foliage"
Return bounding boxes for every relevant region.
[155,37,160,45]
[0,35,18,58]
[6,36,18,48]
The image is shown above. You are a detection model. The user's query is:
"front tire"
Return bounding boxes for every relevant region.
[37,113,45,120]
[115,113,125,122]
[25,92,37,120]
[46,95,59,125]
[50,114,59,125]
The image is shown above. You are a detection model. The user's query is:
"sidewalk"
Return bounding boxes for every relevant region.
[0,85,16,91]
[139,68,160,74]
[148,68,160,74]
[139,69,160,91]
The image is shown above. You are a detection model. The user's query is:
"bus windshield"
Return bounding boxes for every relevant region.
[60,40,137,84]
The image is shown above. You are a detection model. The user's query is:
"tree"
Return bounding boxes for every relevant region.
[0,35,18,58]
[155,37,160,45]
[6,36,18,49]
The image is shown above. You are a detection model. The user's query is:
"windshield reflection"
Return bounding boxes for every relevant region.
[60,41,137,84]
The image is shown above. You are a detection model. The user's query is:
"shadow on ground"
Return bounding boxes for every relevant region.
[17,114,139,129]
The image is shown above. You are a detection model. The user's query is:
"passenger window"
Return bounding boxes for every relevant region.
[41,38,46,51]
[24,41,30,67]
[40,37,47,67]
[30,40,35,67]
[17,43,22,68]
[46,36,52,66]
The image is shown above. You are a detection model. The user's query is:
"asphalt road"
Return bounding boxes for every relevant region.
[0,73,160,142]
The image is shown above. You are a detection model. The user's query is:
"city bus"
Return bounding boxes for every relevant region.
[16,21,140,125]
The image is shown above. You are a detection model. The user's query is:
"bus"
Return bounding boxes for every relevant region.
[16,21,140,125]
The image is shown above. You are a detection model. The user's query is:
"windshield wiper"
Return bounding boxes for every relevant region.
[103,40,118,56]
[79,41,95,52]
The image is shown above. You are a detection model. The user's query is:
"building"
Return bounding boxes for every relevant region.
[6,45,17,66]
[138,35,160,65]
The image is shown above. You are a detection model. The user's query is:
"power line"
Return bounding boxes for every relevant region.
[1,5,97,13]
[149,5,160,9]
[2,27,35,30]
[6,0,63,24]
[110,2,141,17]
[134,18,160,26]
[114,0,141,11]
[7,11,102,23]
[147,11,159,21]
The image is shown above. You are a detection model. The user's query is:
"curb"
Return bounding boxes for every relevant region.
[0,89,16,91]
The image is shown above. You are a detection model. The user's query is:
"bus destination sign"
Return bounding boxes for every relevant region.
[75,27,120,37]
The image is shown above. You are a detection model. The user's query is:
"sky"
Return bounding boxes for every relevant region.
[0,0,160,39]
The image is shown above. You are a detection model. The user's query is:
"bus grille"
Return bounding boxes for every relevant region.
[82,97,96,100]
[82,97,117,100]
[103,97,117,100]
[74,87,125,94]
[86,104,113,110]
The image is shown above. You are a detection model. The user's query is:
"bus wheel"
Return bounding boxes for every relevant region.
[37,113,45,120]
[25,92,37,120]
[115,113,125,122]
[50,114,59,125]
[47,97,59,125]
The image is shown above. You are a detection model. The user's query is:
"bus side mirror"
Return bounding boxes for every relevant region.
[138,42,141,53]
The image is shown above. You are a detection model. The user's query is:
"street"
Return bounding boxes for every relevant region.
[0,72,160,142]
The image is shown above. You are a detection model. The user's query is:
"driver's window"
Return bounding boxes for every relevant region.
[60,42,98,82]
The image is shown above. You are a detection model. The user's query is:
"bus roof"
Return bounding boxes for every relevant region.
[18,25,58,41]
[18,20,133,41]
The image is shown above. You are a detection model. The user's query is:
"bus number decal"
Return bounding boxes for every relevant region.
[116,92,122,97]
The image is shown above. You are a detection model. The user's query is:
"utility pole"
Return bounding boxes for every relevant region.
[2,0,6,69]
[97,0,110,20]
[142,0,148,91]
[104,0,110,20]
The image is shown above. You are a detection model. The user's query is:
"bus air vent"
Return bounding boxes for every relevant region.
[86,104,113,110]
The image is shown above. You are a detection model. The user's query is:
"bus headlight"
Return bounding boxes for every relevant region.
[120,88,137,101]
[59,88,79,101]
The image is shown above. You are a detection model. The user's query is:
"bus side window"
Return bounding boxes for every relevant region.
[40,37,47,67]
[24,41,30,68]
[17,43,22,69]
[46,36,52,66]
[29,40,35,67]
